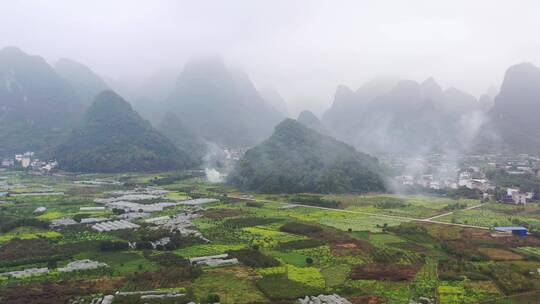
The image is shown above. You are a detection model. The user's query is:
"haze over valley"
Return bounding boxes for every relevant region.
[1,2,540,304]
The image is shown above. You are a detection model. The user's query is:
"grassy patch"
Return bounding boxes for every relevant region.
[193,271,267,304]
[514,246,540,258]
[256,274,324,300]
[271,251,309,267]
[321,264,350,287]
[74,251,158,275]
[0,227,61,243]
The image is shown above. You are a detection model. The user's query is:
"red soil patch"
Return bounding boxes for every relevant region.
[462,228,491,241]
[349,264,421,281]
[350,295,386,304]
[331,239,373,257]
[335,243,358,249]
[332,239,373,251]
[477,247,524,260]
[201,208,245,219]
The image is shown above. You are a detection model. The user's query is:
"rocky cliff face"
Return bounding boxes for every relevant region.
[0,47,83,157]
[166,56,283,147]
[487,62,540,152]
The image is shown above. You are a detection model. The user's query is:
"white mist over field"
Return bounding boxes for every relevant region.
[205,168,225,183]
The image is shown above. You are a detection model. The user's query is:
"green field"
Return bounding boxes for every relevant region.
[1,170,540,303]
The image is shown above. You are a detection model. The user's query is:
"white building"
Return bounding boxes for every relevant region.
[33,206,47,214]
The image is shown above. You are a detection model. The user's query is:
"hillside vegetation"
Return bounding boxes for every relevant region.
[228,119,385,193]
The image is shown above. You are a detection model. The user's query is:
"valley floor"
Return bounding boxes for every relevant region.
[1,170,540,304]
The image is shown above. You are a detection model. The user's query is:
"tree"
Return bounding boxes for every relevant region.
[47,260,58,269]
[205,293,220,303]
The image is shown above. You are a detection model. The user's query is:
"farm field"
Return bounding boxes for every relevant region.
[437,203,540,230]
[1,170,540,303]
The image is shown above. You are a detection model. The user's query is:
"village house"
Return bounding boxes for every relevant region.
[492,226,528,237]
[504,188,534,205]
[33,206,47,214]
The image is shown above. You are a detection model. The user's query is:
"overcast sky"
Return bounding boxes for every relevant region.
[2,0,540,116]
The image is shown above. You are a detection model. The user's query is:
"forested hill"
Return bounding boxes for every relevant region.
[228,118,386,193]
[54,90,193,173]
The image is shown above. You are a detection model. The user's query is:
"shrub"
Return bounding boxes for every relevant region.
[255,274,323,300]
[222,217,280,228]
[374,199,408,209]
[145,252,190,267]
[227,249,280,268]
[135,241,153,250]
[278,239,324,250]
[280,222,322,235]
[442,202,468,211]
[289,195,342,209]
[112,208,126,215]
[99,240,129,251]
[203,293,220,303]
[0,217,49,232]
[246,201,264,208]
[164,234,204,250]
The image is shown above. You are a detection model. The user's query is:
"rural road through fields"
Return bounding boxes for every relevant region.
[227,194,491,230]
[424,203,487,220]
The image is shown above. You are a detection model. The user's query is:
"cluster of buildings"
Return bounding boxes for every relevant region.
[91,220,141,232]
[456,171,494,192]
[0,259,107,279]
[298,294,352,304]
[45,186,218,245]
[144,209,209,242]
[1,151,57,173]
[394,168,494,193]
[503,188,535,205]
[491,226,529,237]
[94,290,190,304]
[391,153,538,204]
[0,267,49,279]
[189,254,239,267]
[483,154,540,176]
[93,187,218,215]
[58,259,108,272]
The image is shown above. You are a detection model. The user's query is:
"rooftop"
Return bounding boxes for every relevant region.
[493,226,528,231]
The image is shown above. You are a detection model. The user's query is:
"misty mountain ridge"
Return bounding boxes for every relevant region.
[54,90,192,172]
[480,62,540,152]
[259,86,288,116]
[322,75,489,155]
[166,56,284,147]
[129,68,182,125]
[228,118,385,193]
[1,45,540,166]
[297,110,328,135]
[55,57,109,105]
[0,47,84,157]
